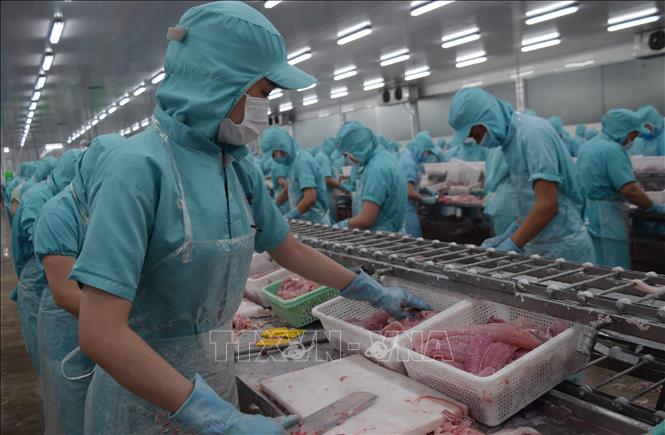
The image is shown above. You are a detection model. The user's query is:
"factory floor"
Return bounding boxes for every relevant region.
[1,209,44,434]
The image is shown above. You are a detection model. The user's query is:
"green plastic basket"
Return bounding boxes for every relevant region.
[261,279,339,327]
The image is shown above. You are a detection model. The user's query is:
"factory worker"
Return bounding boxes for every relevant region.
[12,149,82,373]
[585,127,599,141]
[70,4,431,433]
[570,124,587,157]
[483,147,518,236]
[547,116,576,156]
[575,124,587,142]
[576,109,664,268]
[400,132,437,237]
[264,127,330,224]
[332,121,407,232]
[523,108,538,117]
[314,139,349,222]
[452,87,594,262]
[35,136,122,435]
[5,162,36,223]
[260,130,290,214]
[445,136,487,162]
[11,156,58,216]
[628,105,664,156]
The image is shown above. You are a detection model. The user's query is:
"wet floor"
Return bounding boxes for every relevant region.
[1,208,44,434]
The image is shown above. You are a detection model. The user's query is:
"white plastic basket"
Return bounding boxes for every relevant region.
[399,300,589,426]
[311,276,471,373]
[245,254,288,307]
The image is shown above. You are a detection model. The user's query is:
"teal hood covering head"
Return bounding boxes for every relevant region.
[449,87,514,147]
[48,149,83,193]
[335,121,377,166]
[19,162,37,178]
[523,108,538,117]
[547,116,565,134]
[262,126,298,166]
[409,131,437,164]
[575,124,587,137]
[321,137,336,157]
[33,156,58,181]
[601,109,649,144]
[155,1,315,148]
[436,138,447,149]
[637,105,664,136]
[585,128,599,140]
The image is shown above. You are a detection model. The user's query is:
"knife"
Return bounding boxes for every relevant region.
[285,391,378,435]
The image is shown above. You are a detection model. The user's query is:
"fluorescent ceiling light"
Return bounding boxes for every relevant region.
[520,38,561,52]
[268,90,283,100]
[49,14,64,44]
[99,112,107,120]
[607,15,660,32]
[27,111,35,119]
[337,21,372,45]
[25,118,33,126]
[302,95,318,106]
[526,1,576,17]
[564,60,595,68]
[456,56,487,68]
[151,70,165,84]
[510,69,535,79]
[35,74,47,90]
[334,69,358,81]
[379,48,411,66]
[441,33,481,48]
[132,123,140,132]
[4,147,10,153]
[141,118,150,127]
[287,47,312,65]
[31,91,41,101]
[442,26,480,42]
[297,83,316,92]
[45,143,63,151]
[525,6,579,25]
[279,102,293,112]
[363,78,385,91]
[462,81,483,88]
[404,66,430,81]
[133,83,146,96]
[608,7,658,24]
[119,95,131,106]
[29,102,37,111]
[456,50,486,63]
[108,105,118,114]
[91,118,99,126]
[42,50,54,71]
[264,1,282,8]
[410,1,455,17]
[521,32,560,46]
[330,86,348,99]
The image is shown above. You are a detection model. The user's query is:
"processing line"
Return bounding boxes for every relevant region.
[289,220,665,429]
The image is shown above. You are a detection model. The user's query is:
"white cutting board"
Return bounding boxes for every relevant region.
[260,354,466,435]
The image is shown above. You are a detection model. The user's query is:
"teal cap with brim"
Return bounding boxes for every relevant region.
[266,62,316,90]
[452,125,471,146]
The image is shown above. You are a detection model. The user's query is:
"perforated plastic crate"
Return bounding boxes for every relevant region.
[245,253,287,307]
[311,276,470,373]
[398,300,589,426]
[261,279,339,327]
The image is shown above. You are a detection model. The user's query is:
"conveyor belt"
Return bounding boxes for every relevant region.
[290,221,665,345]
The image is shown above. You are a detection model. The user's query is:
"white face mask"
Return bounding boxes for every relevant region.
[217,94,269,146]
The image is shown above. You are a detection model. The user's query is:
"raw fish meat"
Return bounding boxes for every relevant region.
[277,275,319,300]
[633,279,665,294]
[348,311,391,332]
[232,315,253,331]
[348,310,438,337]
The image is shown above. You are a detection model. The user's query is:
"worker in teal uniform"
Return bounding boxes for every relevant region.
[483,147,518,235]
[445,137,487,162]
[628,105,664,156]
[399,133,437,237]
[314,139,349,222]
[547,116,577,156]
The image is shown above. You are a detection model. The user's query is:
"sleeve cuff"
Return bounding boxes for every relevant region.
[68,270,136,302]
[528,173,562,185]
[255,220,289,253]
[361,195,383,207]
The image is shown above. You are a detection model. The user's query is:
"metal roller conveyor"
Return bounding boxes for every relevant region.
[289,220,665,344]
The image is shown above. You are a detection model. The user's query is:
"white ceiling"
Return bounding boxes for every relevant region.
[2,0,663,156]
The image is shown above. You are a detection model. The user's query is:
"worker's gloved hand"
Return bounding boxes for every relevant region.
[421,195,437,205]
[171,374,289,434]
[646,204,665,214]
[422,187,437,197]
[481,222,519,248]
[332,219,350,229]
[284,208,300,220]
[495,237,524,254]
[341,271,432,320]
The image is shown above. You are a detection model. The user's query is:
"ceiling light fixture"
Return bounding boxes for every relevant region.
[99,112,108,120]
[91,118,99,126]
[132,123,140,132]
[608,7,658,25]
[521,31,560,46]
[462,81,483,88]
[49,13,65,44]
[564,59,595,68]
[107,105,118,114]
[264,1,282,8]
[525,5,579,25]
[441,33,481,48]
[456,50,486,63]
[526,1,576,17]
[42,49,54,71]
[35,74,47,90]
[410,1,455,17]
[4,147,10,153]
[268,90,283,100]
[302,95,318,106]
[141,118,150,127]
[45,143,63,151]
[363,78,385,91]
[118,94,131,106]
[337,21,372,45]
[404,65,431,81]
[27,110,35,119]
[132,83,146,96]
[510,69,535,79]
[455,56,487,68]
[297,83,316,92]
[287,47,312,65]
[151,70,165,84]
[279,102,293,112]
[31,91,42,101]
[333,65,358,81]
[330,86,348,99]
[520,38,561,52]
[607,15,660,32]
[379,48,411,66]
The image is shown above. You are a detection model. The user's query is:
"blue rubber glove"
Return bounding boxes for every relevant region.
[422,187,437,197]
[284,208,300,220]
[421,195,437,205]
[341,271,432,320]
[171,374,292,434]
[332,219,350,229]
[646,204,665,214]
[495,237,524,254]
[481,222,519,248]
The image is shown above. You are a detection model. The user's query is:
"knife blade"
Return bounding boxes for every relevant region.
[288,391,378,435]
